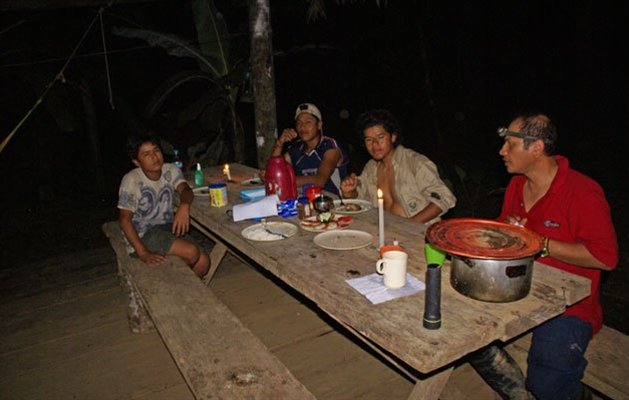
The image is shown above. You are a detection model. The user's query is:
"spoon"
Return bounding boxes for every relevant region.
[338,192,346,207]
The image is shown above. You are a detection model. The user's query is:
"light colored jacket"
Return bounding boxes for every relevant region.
[356,145,456,224]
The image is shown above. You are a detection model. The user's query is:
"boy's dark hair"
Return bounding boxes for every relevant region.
[126,134,161,160]
[355,109,401,145]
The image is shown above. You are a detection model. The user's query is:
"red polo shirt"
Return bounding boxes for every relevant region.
[499,155,618,334]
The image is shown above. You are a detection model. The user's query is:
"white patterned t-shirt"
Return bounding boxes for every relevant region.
[117,163,187,245]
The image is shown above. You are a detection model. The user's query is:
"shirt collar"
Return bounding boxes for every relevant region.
[548,155,569,194]
[299,134,324,155]
[390,144,404,166]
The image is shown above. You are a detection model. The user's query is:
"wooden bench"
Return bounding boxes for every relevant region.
[506,325,629,399]
[102,221,315,400]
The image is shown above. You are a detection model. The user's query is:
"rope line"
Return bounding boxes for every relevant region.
[99,8,115,109]
[1,10,102,154]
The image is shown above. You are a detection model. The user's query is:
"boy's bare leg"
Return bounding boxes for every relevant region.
[192,249,210,278]
[169,239,211,278]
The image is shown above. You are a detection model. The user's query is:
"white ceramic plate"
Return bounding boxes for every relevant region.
[241,222,298,241]
[299,215,353,232]
[333,199,373,215]
[193,186,210,197]
[314,230,374,250]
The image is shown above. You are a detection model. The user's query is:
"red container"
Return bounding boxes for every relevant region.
[265,156,297,201]
[305,185,322,203]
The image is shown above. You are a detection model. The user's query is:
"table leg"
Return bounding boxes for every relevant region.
[407,366,453,400]
[190,219,250,286]
[205,241,227,284]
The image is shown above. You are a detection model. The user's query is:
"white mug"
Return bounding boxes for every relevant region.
[376,250,408,288]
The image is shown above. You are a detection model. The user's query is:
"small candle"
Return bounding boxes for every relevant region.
[377,188,384,249]
[223,164,232,181]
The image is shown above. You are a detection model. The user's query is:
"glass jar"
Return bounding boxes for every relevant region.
[297,196,311,219]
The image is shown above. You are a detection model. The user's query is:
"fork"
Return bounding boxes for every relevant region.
[264,224,288,238]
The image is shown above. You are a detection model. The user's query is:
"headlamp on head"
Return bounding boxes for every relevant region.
[497,127,539,141]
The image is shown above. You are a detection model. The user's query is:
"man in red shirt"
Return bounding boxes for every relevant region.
[470,113,618,400]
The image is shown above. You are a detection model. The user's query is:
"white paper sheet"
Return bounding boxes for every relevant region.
[346,273,426,304]
[232,194,279,221]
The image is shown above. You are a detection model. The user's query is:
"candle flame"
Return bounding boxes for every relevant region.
[377,188,383,199]
[224,164,229,171]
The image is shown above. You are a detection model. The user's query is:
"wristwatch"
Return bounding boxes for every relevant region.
[540,237,551,257]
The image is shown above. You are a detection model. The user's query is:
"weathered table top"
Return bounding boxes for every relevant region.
[190,164,591,376]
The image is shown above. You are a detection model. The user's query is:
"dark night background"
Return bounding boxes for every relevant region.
[1,1,627,333]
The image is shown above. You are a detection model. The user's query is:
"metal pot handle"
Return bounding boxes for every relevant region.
[505,264,528,278]
[459,257,528,279]
[460,256,476,268]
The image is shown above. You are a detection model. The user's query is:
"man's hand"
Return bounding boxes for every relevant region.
[277,128,298,146]
[271,128,299,157]
[341,173,359,198]
[505,215,527,227]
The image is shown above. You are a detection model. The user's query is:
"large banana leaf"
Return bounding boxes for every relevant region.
[191,0,230,77]
[111,26,222,78]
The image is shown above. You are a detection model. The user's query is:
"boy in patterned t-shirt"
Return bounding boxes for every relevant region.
[117,134,209,278]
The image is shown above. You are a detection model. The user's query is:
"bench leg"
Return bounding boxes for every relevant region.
[121,275,155,334]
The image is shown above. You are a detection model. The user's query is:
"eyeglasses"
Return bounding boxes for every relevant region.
[497,127,539,141]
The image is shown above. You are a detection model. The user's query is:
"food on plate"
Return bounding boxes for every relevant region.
[318,212,333,223]
[341,203,362,212]
[300,215,353,231]
[301,219,338,230]
[246,225,283,240]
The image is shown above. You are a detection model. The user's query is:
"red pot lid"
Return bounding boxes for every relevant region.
[425,218,543,259]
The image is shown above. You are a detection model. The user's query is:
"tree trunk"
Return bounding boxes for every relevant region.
[248,0,277,168]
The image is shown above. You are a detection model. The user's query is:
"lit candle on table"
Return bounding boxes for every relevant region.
[377,188,384,249]
[223,164,232,181]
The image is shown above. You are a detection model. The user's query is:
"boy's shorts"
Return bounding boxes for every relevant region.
[132,223,187,257]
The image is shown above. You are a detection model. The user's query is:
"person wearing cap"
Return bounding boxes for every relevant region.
[270,103,348,194]
[340,109,455,224]
[468,112,618,400]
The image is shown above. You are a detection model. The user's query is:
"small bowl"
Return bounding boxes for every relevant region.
[313,194,334,213]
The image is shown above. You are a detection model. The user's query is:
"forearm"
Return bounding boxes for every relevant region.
[119,215,147,255]
[409,202,443,224]
[546,239,611,270]
[178,183,193,205]
[295,174,327,189]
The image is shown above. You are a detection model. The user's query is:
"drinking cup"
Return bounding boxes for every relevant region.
[376,250,408,288]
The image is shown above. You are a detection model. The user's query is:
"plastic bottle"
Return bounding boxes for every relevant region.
[194,163,205,187]
[173,149,183,169]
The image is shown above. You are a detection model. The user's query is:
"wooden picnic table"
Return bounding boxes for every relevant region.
[189,163,591,399]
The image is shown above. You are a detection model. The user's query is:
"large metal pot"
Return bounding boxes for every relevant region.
[450,255,534,302]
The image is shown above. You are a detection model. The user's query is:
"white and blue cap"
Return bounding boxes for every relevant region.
[295,103,322,121]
